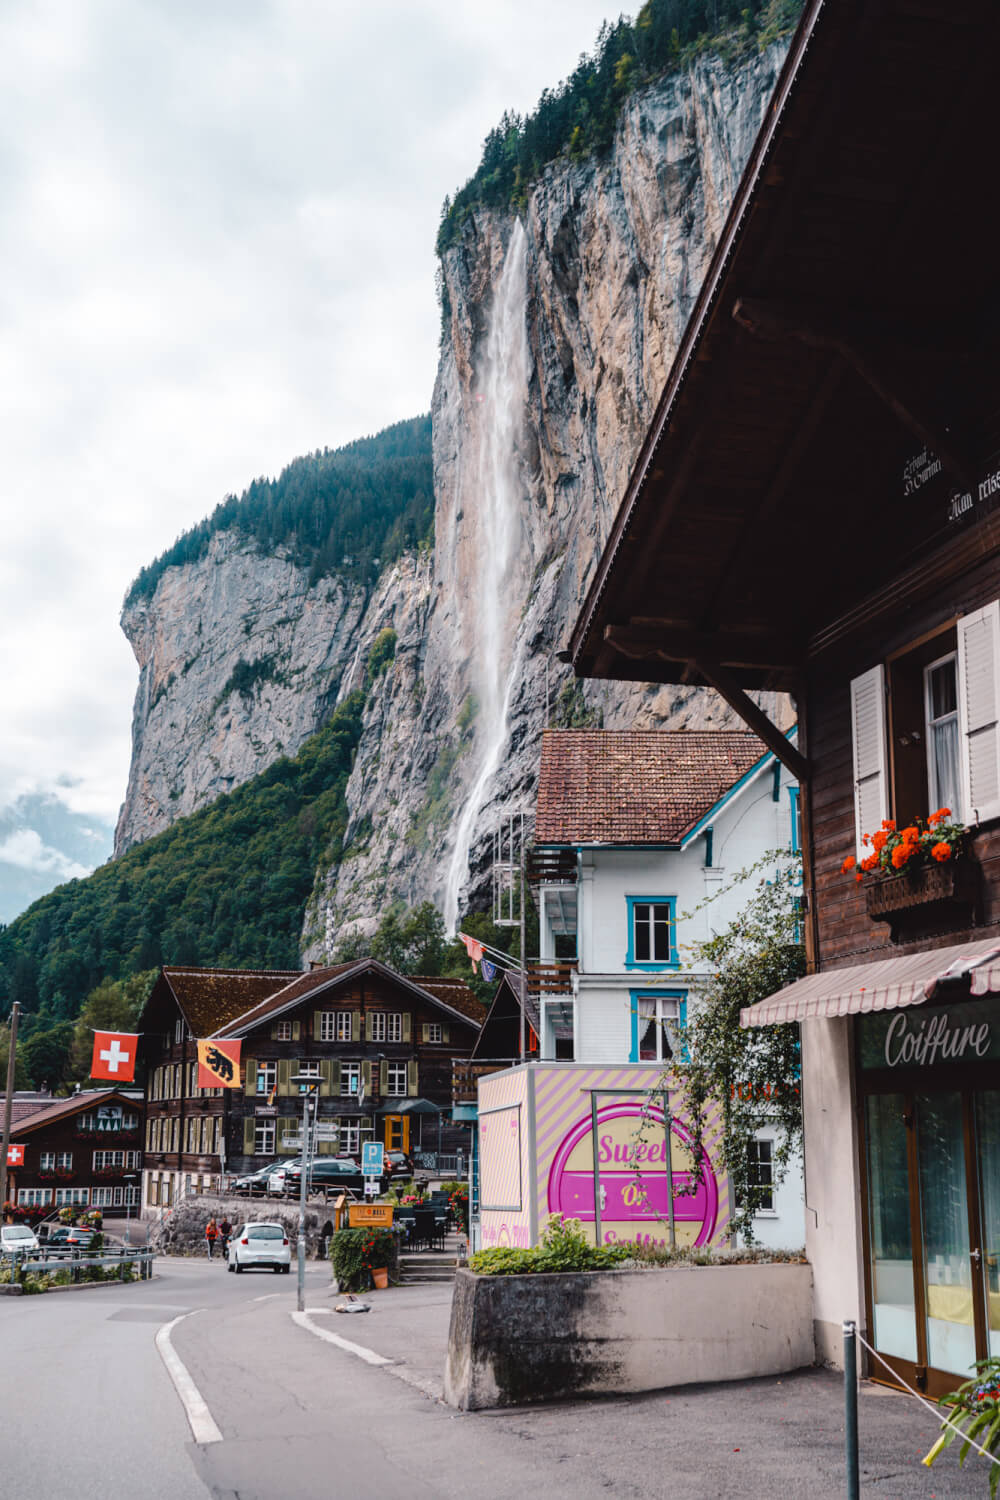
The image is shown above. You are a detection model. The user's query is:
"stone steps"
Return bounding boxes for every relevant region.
[398,1229,465,1284]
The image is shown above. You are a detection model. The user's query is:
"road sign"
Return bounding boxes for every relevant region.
[313,1124,339,1141]
[362,1141,385,1177]
[364,1178,380,1199]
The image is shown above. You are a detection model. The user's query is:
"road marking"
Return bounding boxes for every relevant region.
[292,1308,393,1365]
[253,1294,282,1302]
[155,1311,224,1445]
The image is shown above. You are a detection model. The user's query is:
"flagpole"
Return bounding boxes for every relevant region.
[1,1003,21,1220]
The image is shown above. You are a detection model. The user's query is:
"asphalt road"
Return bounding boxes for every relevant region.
[0,1254,987,1499]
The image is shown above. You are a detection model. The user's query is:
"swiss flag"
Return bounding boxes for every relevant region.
[6,1144,24,1167]
[90,1031,138,1082]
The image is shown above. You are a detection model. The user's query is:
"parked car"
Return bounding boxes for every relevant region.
[227,1222,291,1274]
[384,1150,414,1177]
[272,1157,385,1197]
[231,1161,291,1196]
[1,1224,39,1257]
[38,1225,75,1253]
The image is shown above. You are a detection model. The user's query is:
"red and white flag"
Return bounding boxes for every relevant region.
[6,1144,24,1167]
[459,932,485,972]
[90,1031,138,1082]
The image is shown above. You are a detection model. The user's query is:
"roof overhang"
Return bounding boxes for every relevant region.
[741,937,1000,1027]
[568,0,1000,697]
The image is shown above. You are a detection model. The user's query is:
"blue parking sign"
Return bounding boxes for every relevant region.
[362,1141,385,1176]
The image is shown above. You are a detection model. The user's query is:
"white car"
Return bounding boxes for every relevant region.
[1,1224,39,1257]
[227,1222,291,1274]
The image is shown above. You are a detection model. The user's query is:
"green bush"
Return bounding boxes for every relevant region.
[469,1215,631,1276]
[329,1226,397,1291]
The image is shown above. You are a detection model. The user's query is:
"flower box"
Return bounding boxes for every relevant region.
[866,855,980,939]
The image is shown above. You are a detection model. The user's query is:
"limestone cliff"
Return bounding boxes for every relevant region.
[115,44,793,943]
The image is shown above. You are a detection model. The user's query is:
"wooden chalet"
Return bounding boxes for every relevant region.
[4,1089,143,1222]
[567,0,1000,1394]
[139,961,483,1210]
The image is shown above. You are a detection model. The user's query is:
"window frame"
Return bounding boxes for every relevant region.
[625,896,677,970]
[923,649,962,819]
[256,1060,277,1096]
[629,991,686,1062]
[386,1062,407,1096]
[340,1062,362,1097]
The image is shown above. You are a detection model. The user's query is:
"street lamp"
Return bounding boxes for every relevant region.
[122,1173,137,1245]
[290,1074,320,1313]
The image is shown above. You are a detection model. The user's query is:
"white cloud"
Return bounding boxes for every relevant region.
[0,829,90,881]
[0,0,618,836]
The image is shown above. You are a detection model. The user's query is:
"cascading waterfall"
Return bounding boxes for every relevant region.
[443,221,529,932]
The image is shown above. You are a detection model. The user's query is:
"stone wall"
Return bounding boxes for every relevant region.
[444,1263,815,1410]
[147,1194,332,1258]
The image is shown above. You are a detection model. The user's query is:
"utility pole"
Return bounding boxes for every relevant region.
[519,831,526,1063]
[1,1002,21,1218]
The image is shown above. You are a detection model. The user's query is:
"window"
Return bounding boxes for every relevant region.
[256,1061,277,1096]
[175,1018,184,1044]
[93,1150,127,1170]
[387,1063,407,1096]
[18,1189,51,1206]
[40,1152,55,1171]
[746,1138,774,1213]
[338,1117,371,1155]
[336,1012,352,1041]
[340,1062,361,1097]
[55,1188,89,1206]
[630,993,684,1062]
[254,1121,275,1156]
[371,1013,402,1043]
[626,897,675,968]
[852,602,1000,855]
[425,1023,443,1044]
[273,1020,293,1041]
[788,786,801,855]
[297,1061,321,1092]
[317,1011,352,1042]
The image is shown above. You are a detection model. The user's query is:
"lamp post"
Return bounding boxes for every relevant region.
[290,1074,319,1313]
[122,1173,137,1245]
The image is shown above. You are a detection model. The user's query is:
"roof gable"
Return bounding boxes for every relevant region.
[217,960,485,1037]
[535,730,770,845]
[12,1089,141,1136]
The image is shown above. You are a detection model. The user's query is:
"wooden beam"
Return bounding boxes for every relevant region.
[605,623,800,673]
[691,655,810,783]
[732,297,975,491]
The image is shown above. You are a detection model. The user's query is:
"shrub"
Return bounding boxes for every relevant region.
[469,1215,631,1276]
[329,1226,397,1291]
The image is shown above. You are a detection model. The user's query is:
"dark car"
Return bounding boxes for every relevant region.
[232,1161,291,1197]
[384,1150,414,1178]
[277,1158,387,1197]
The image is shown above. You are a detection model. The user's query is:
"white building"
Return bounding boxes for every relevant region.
[531,728,804,1248]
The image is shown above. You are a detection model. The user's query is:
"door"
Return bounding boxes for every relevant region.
[863,1085,996,1394]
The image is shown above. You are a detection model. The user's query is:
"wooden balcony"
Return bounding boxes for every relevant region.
[527,846,578,886]
[452,1059,519,1106]
[525,962,577,998]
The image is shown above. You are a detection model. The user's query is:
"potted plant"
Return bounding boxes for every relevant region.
[843,810,979,937]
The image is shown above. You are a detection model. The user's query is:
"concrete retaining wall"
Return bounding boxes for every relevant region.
[444,1262,815,1410]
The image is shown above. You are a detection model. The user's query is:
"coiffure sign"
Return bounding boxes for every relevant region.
[859,998,1000,1070]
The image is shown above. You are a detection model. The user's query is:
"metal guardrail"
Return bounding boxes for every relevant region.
[3,1248,154,1283]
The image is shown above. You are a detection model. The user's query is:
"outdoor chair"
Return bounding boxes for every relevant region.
[411,1207,445,1251]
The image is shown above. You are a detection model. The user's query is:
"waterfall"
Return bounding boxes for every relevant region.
[443,221,530,933]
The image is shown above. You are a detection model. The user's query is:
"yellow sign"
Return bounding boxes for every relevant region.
[348,1204,394,1228]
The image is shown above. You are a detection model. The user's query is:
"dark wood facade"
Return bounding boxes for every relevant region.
[565,0,1000,1397]
[5,1090,143,1221]
[139,962,483,1208]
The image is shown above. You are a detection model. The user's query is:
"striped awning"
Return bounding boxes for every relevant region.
[740,936,1000,1028]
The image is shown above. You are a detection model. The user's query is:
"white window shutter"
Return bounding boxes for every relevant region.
[957,601,1000,824]
[850,665,888,859]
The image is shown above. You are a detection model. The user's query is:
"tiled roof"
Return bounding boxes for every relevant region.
[161,966,301,1036]
[11,1089,140,1135]
[535,730,769,845]
[215,961,486,1038]
[408,977,487,1026]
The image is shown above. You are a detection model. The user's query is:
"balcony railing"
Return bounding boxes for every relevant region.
[527,847,578,886]
[452,1059,520,1106]
[525,962,577,998]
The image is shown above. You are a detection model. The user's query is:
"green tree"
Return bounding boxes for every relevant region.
[21,1022,75,1092]
[0,1024,30,1090]
[67,974,156,1084]
[668,858,804,1243]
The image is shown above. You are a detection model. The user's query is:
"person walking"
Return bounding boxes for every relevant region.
[205,1217,219,1260]
[219,1217,232,1260]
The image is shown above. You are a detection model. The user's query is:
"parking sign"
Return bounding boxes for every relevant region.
[362,1141,385,1177]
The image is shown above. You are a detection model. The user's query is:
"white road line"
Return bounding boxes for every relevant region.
[155,1312,224,1445]
[253,1293,282,1302]
[292,1308,394,1365]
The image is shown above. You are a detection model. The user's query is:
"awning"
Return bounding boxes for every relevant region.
[374,1097,443,1116]
[740,936,1000,1028]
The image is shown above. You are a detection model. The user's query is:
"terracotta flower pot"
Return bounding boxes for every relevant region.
[372,1266,389,1290]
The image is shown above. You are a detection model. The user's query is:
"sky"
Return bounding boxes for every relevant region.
[0,0,619,922]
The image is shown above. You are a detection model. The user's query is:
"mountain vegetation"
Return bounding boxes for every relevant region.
[0,687,368,1043]
[436,0,802,253]
[125,414,433,607]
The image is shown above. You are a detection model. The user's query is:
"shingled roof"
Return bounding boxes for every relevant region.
[11,1089,141,1136]
[535,730,769,846]
[160,966,301,1036]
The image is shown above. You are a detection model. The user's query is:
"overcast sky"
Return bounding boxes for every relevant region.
[0,0,618,917]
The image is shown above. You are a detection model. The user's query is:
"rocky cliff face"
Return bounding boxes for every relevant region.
[310,46,793,949]
[116,44,793,941]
